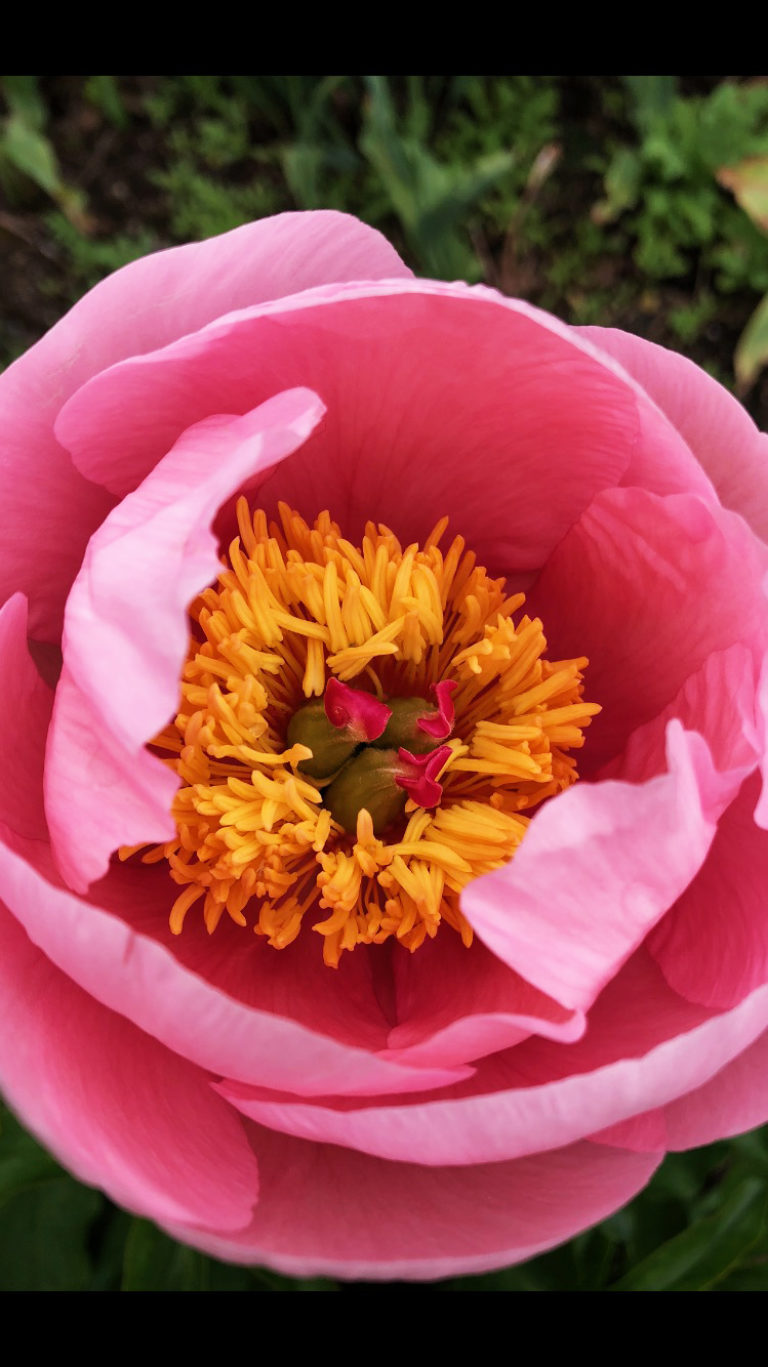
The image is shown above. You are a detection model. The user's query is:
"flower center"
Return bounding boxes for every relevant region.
[123,500,600,967]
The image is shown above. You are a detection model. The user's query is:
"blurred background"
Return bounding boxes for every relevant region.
[1,74,768,1291]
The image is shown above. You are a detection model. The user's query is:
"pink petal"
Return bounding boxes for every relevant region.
[0,594,53,841]
[45,389,325,893]
[649,772,768,1009]
[664,1025,768,1149]
[589,1109,669,1153]
[0,902,259,1231]
[0,211,410,639]
[599,642,760,789]
[754,651,768,828]
[162,1126,659,1280]
[384,932,585,1069]
[530,487,768,773]
[577,325,768,542]
[215,951,768,1167]
[55,281,713,566]
[461,723,723,1014]
[0,837,469,1098]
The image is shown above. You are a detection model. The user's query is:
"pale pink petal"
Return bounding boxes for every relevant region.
[45,389,325,893]
[461,723,723,1013]
[56,282,712,567]
[0,594,53,841]
[649,773,768,1009]
[664,1026,768,1148]
[530,487,768,772]
[162,1126,659,1280]
[0,837,468,1098]
[0,903,258,1231]
[0,212,409,639]
[577,325,768,542]
[216,952,768,1166]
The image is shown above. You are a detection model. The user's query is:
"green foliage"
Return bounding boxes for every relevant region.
[45,213,158,288]
[0,75,88,227]
[359,76,517,279]
[83,75,128,129]
[10,74,767,371]
[596,77,768,292]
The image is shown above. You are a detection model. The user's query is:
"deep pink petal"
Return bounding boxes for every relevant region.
[649,773,768,1009]
[0,212,409,640]
[215,952,768,1166]
[589,1109,669,1153]
[664,1026,768,1149]
[461,723,724,1013]
[754,651,768,829]
[162,1126,659,1280]
[0,594,53,841]
[55,282,714,567]
[384,932,585,1069]
[0,836,469,1098]
[599,643,760,789]
[577,325,768,542]
[0,903,258,1231]
[45,389,325,893]
[530,487,768,772]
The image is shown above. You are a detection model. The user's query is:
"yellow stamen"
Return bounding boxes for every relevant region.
[126,501,599,965]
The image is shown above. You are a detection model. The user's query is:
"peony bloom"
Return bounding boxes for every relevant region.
[2,209,768,1280]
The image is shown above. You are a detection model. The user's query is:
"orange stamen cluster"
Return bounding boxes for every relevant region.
[123,501,599,966]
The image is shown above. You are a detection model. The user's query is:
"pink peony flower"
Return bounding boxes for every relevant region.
[2,209,768,1280]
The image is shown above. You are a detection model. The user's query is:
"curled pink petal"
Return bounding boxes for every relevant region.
[417,680,458,740]
[45,389,325,893]
[324,678,391,742]
[395,745,452,808]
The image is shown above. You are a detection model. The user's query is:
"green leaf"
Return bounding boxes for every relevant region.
[0,1177,102,1290]
[360,75,514,279]
[735,289,768,390]
[84,75,128,129]
[122,1218,255,1291]
[717,156,768,232]
[622,76,678,131]
[2,114,63,197]
[610,1176,767,1291]
[1,75,47,130]
[0,1104,62,1205]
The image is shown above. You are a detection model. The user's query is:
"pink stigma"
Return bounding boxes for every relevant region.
[418,679,458,740]
[395,745,453,809]
[324,678,391,743]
